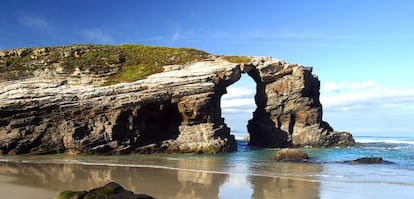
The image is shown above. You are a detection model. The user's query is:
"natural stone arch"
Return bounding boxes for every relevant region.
[0,55,354,155]
[216,58,354,149]
[219,63,291,148]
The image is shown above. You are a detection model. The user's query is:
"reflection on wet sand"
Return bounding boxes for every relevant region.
[0,155,322,198]
[0,159,227,199]
[249,162,322,199]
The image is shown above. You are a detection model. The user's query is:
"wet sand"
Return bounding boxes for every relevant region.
[0,158,320,199]
[2,140,414,199]
[0,174,57,199]
[2,154,412,199]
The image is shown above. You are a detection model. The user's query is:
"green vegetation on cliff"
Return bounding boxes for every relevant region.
[0,44,209,85]
[0,44,254,86]
[106,44,209,85]
[223,56,251,63]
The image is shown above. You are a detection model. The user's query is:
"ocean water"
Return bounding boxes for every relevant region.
[0,134,413,198]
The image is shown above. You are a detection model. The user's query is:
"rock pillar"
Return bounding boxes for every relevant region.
[245,57,354,147]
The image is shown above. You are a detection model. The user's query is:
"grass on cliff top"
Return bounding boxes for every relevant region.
[223,56,251,63]
[0,44,252,85]
[66,44,209,85]
[103,44,209,85]
[0,44,209,85]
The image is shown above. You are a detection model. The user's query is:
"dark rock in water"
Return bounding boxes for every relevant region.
[344,157,394,164]
[273,149,309,162]
[56,182,155,199]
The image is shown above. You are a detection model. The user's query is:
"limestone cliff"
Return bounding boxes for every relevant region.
[0,45,354,155]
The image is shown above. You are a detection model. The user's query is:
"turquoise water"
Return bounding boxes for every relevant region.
[0,135,413,198]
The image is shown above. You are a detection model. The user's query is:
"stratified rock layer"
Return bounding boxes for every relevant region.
[246,58,354,148]
[0,47,354,155]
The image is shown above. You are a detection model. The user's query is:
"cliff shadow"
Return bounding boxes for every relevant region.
[135,102,182,146]
[110,101,183,152]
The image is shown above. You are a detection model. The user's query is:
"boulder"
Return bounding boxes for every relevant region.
[273,149,309,162]
[344,157,394,164]
[56,182,154,199]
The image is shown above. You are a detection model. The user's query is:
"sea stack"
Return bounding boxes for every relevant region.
[0,44,354,155]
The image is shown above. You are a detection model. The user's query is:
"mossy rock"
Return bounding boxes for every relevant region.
[273,149,309,162]
[56,182,154,199]
[56,190,86,199]
[83,182,122,198]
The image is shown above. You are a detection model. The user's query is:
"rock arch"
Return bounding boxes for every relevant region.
[0,57,354,155]
[214,58,354,150]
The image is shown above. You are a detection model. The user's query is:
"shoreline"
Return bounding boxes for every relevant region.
[0,138,413,199]
[0,159,321,199]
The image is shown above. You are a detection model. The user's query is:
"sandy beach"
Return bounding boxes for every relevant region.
[1,140,413,199]
[0,156,321,199]
[0,174,57,199]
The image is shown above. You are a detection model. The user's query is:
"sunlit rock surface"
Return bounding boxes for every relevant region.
[0,46,354,154]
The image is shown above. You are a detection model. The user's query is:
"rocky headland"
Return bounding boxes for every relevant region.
[0,44,354,155]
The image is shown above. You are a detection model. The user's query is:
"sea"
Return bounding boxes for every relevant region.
[0,134,413,199]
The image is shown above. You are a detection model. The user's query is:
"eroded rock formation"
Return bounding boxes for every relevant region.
[246,58,354,147]
[0,46,354,154]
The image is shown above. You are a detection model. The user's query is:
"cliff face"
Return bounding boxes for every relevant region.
[0,45,354,154]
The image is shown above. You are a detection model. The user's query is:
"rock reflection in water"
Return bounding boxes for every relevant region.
[0,159,227,199]
[0,156,322,198]
[249,162,321,199]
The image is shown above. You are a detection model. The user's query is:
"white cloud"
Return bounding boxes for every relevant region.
[221,80,414,114]
[221,86,256,114]
[348,80,377,90]
[82,28,113,43]
[323,82,343,92]
[221,98,255,109]
[322,80,377,93]
[18,14,51,30]
[222,108,255,114]
[321,81,414,111]
[222,87,255,100]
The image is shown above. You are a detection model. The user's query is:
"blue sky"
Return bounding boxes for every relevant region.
[2,0,414,136]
